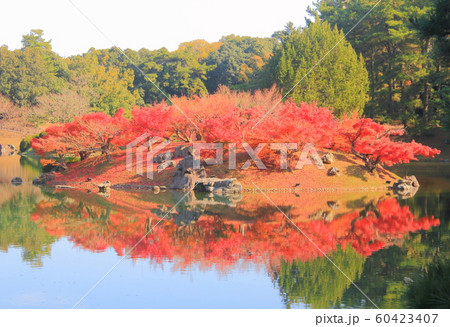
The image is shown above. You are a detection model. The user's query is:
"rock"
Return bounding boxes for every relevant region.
[196,177,243,194]
[153,151,174,164]
[98,181,111,193]
[327,201,340,210]
[174,145,193,158]
[321,152,335,164]
[11,177,23,185]
[308,209,334,221]
[158,160,175,171]
[55,185,75,189]
[392,175,419,199]
[0,144,15,156]
[32,173,55,185]
[327,167,340,176]
[403,277,414,284]
[170,155,206,191]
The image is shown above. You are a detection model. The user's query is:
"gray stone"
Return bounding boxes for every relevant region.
[11,177,23,185]
[170,155,206,191]
[153,150,174,163]
[98,181,111,193]
[322,152,335,164]
[327,167,340,176]
[158,160,175,170]
[327,201,340,210]
[392,175,420,199]
[55,185,75,189]
[174,145,193,158]
[308,209,334,221]
[196,177,242,194]
[32,173,55,185]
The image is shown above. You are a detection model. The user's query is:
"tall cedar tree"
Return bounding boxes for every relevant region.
[268,18,369,117]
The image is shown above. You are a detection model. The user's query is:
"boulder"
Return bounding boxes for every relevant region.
[170,155,206,191]
[98,181,111,193]
[153,150,174,164]
[32,173,55,185]
[11,177,23,185]
[158,160,175,171]
[174,145,193,158]
[321,152,335,164]
[327,167,340,176]
[327,201,340,210]
[392,175,419,199]
[195,177,243,195]
[308,209,334,222]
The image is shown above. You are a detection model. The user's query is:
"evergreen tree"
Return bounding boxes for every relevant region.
[268,18,369,116]
[312,0,446,132]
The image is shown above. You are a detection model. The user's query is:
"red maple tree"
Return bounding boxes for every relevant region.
[336,115,440,172]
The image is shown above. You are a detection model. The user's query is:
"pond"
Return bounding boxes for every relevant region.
[0,154,449,309]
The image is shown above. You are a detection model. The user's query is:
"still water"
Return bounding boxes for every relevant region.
[1,155,449,309]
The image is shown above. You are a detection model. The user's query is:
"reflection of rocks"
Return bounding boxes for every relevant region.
[152,190,243,225]
[0,144,15,156]
[33,173,55,185]
[392,175,419,199]
[11,177,23,185]
[322,152,335,164]
[173,204,205,226]
[170,155,206,191]
[308,209,334,222]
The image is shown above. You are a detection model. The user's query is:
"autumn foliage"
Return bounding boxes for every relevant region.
[30,194,439,270]
[335,115,440,172]
[31,87,439,171]
[32,108,129,163]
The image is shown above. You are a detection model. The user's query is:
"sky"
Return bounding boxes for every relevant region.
[0,0,313,57]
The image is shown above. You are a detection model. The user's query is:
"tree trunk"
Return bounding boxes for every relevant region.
[58,153,67,169]
[79,151,89,160]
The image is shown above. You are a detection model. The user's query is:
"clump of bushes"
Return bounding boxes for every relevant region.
[20,132,46,153]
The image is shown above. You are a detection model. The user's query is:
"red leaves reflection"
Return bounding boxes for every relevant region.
[31,196,439,271]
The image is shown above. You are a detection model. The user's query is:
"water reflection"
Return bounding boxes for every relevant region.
[1,156,449,308]
[16,187,441,307]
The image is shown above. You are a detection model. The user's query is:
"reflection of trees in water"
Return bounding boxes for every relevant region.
[340,215,450,309]
[25,190,442,308]
[0,192,55,267]
[271,246,365,309]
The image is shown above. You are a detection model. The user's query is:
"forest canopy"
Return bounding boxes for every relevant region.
[0,0,449,134]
